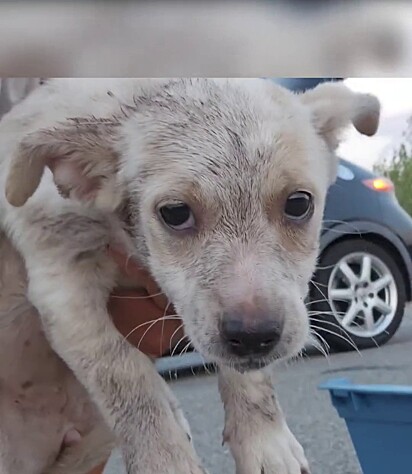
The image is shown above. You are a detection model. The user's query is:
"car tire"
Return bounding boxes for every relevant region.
[310,239,407,351]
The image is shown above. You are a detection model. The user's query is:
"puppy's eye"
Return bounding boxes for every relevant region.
[159,203,195,231]
[284,191,313,220]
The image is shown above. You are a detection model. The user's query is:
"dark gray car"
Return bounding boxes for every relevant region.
[278,78,412,351]
[312,157,412,350]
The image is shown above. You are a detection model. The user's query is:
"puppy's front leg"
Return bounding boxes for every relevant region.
[26,254,205,474]
[218,367,310,474]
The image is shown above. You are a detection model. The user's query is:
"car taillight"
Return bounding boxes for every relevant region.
[362,178,394,193]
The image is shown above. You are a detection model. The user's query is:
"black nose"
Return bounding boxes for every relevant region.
[221,317,282,357]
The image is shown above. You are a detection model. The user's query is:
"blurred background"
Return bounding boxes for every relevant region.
[0,0,411,77]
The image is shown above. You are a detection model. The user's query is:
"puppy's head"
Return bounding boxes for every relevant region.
[6,79,380,370]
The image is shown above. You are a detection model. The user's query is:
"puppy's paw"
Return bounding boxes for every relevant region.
[136,411,208,474]
[224,419,310,474]
[128,378,208,474]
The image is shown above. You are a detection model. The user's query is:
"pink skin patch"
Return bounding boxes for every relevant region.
[62,428,82,448]
[49,159,99,201]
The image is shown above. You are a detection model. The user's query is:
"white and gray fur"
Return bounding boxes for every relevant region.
[0,78,380,473]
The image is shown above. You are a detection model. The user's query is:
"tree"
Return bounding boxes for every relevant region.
[374,117,412,215]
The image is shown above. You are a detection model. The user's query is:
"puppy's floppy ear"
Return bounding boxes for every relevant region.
[300,81,381,150]
[5,117,124,211]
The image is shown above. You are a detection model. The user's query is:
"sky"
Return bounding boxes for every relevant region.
[338,78,412,171]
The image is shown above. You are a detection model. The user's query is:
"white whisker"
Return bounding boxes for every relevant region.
[169,323,185,353]
[171,334,190,358]
[310,329,330,353]
[310,280,328,303]
[309,332,330,363]
[307,298,330,305]
[308,310,348,316]
[179,341,192,358]
[121,315,180,343]
[310,315,381,350]
[160,301,172,355]
[310,324,361,355]
[110,290,166,300]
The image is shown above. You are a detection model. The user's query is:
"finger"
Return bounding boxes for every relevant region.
[107,246,150,281]
[146,277,170,311]
[107,245,173,312]
[106,245,129,268]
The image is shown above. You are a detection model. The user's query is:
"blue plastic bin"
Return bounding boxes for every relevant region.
[320,378,412,474]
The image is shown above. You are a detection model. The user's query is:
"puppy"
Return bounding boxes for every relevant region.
[0,78,380,474]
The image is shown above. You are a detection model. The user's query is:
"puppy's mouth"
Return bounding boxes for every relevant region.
[204,345,284,373]
[199,335,300,373]
[227,356,278,373]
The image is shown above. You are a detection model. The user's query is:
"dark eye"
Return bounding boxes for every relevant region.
[284,191,313,220]
[159,203,195,231]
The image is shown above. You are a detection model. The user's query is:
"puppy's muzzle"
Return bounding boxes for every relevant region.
[220,307,284,358]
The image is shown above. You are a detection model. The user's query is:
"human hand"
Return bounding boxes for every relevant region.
[107,246,185,358]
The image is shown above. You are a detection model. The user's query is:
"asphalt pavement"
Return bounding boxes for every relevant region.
[105,305,412,474]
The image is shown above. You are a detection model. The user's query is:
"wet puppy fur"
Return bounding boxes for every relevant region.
[0,78,380,473]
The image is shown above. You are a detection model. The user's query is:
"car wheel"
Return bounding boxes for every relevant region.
[310,239,406,351]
